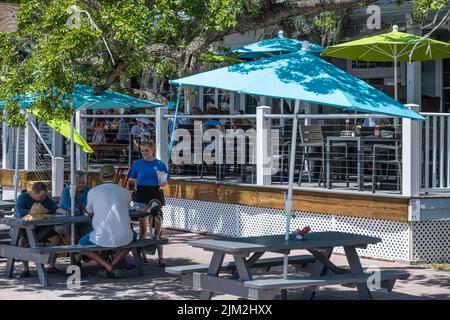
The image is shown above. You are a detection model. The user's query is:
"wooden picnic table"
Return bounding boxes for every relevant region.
[89,143,128,152]
[0,200,15,210]
[0,210,165,286]
[176,232,408,300]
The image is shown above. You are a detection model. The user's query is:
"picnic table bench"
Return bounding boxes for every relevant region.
[173,232,409,300]
[244,270,409,299]
[0,210,168,286]
[166,254,316,286]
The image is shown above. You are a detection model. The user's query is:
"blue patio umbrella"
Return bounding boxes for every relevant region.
[170,50,423,278]
[171,51,423,120]
[0,84,162,110]
[230,31,324,59]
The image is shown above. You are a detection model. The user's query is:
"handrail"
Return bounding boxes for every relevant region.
[28,121,55,159]
[265,114,396,119]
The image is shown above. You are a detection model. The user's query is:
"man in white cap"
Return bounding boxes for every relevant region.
[79,165,137,278]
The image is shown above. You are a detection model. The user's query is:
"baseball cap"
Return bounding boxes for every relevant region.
[137,117,150,124]
[168,101,177,110]
[99,165,115,179]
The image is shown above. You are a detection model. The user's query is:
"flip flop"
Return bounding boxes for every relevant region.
[18,270,31,278]
[158,259,166,267]
[46,267,61,274]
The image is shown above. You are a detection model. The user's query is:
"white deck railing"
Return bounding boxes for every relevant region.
[421,113,450,193]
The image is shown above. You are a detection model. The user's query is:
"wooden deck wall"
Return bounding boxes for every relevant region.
[162,179,409,222]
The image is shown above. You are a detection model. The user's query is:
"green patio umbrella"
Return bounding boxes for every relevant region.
[322,25,450,100]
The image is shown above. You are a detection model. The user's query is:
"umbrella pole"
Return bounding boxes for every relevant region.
[283,99,300,279]
[70,115,75,247]
[394,54,398,101]
[393,54,399,136]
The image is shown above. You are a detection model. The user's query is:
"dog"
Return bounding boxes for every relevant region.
[147,199,163,240]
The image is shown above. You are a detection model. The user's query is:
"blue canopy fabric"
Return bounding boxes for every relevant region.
[0,84,162,110]
[231,33,324,59]
[72,84,162,109]
[170,51,424,120]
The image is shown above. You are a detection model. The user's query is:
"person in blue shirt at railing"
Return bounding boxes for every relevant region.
[124,140,169,266]
[58,171,92,244]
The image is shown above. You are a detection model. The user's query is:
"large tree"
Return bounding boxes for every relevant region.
[1,0,378,126]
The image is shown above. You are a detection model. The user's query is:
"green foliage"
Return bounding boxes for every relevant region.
[0,0,253,127]
[412,0,450,23]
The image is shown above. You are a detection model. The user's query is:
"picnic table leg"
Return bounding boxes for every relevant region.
[233,254,252,281]
[4,227,19,278]
[199,251,225,300]
[231,251,264,279]
[344,246,372,300]
[26,229,49,286]
[302,247,333,300]
[131,247,145,276]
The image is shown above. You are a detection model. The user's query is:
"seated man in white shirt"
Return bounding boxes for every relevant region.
[79,165,137,278]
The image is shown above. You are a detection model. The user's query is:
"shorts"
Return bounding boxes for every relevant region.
[132,186,165,206]
[17,227,59,243]
[130,201,148,210]
[79,229,138,246]
[130,201,148,222]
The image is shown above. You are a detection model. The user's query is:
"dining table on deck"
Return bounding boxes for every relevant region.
[326,136,401,191]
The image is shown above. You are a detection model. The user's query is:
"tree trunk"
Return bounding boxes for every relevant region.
[179,0,375,72]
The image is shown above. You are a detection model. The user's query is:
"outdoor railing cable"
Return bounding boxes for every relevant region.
[29,121,55,159]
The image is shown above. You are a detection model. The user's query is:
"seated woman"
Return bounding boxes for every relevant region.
[58,171,92,244]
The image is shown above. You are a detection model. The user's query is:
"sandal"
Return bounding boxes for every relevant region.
[158,259,166,267]
[18,270,31,278]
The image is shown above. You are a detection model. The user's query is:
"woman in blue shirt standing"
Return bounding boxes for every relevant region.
[125,140,168,266]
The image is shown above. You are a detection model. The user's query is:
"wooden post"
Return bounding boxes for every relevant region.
[256,106,271,186]
[402,104,420,197]
[156,107,169,164]
[0,3,18,33]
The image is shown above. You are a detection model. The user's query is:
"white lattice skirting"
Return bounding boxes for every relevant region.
[163,197,450,263]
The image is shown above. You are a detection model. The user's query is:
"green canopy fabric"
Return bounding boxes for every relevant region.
[29,109,93,154]
[322,25,450,101]
[322,25,450,62]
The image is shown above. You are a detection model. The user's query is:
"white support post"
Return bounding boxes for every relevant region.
[51,157,64,197]
[76,109,86,171]
[406,23,422,107]
[435,59,444,112]
[304,102,312,125]
[402,104,420,197]
[24,114,36,170]
[156,107,169,164]
[2,120,14,169]
[52,130,64,158]
[256,106,271,186]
